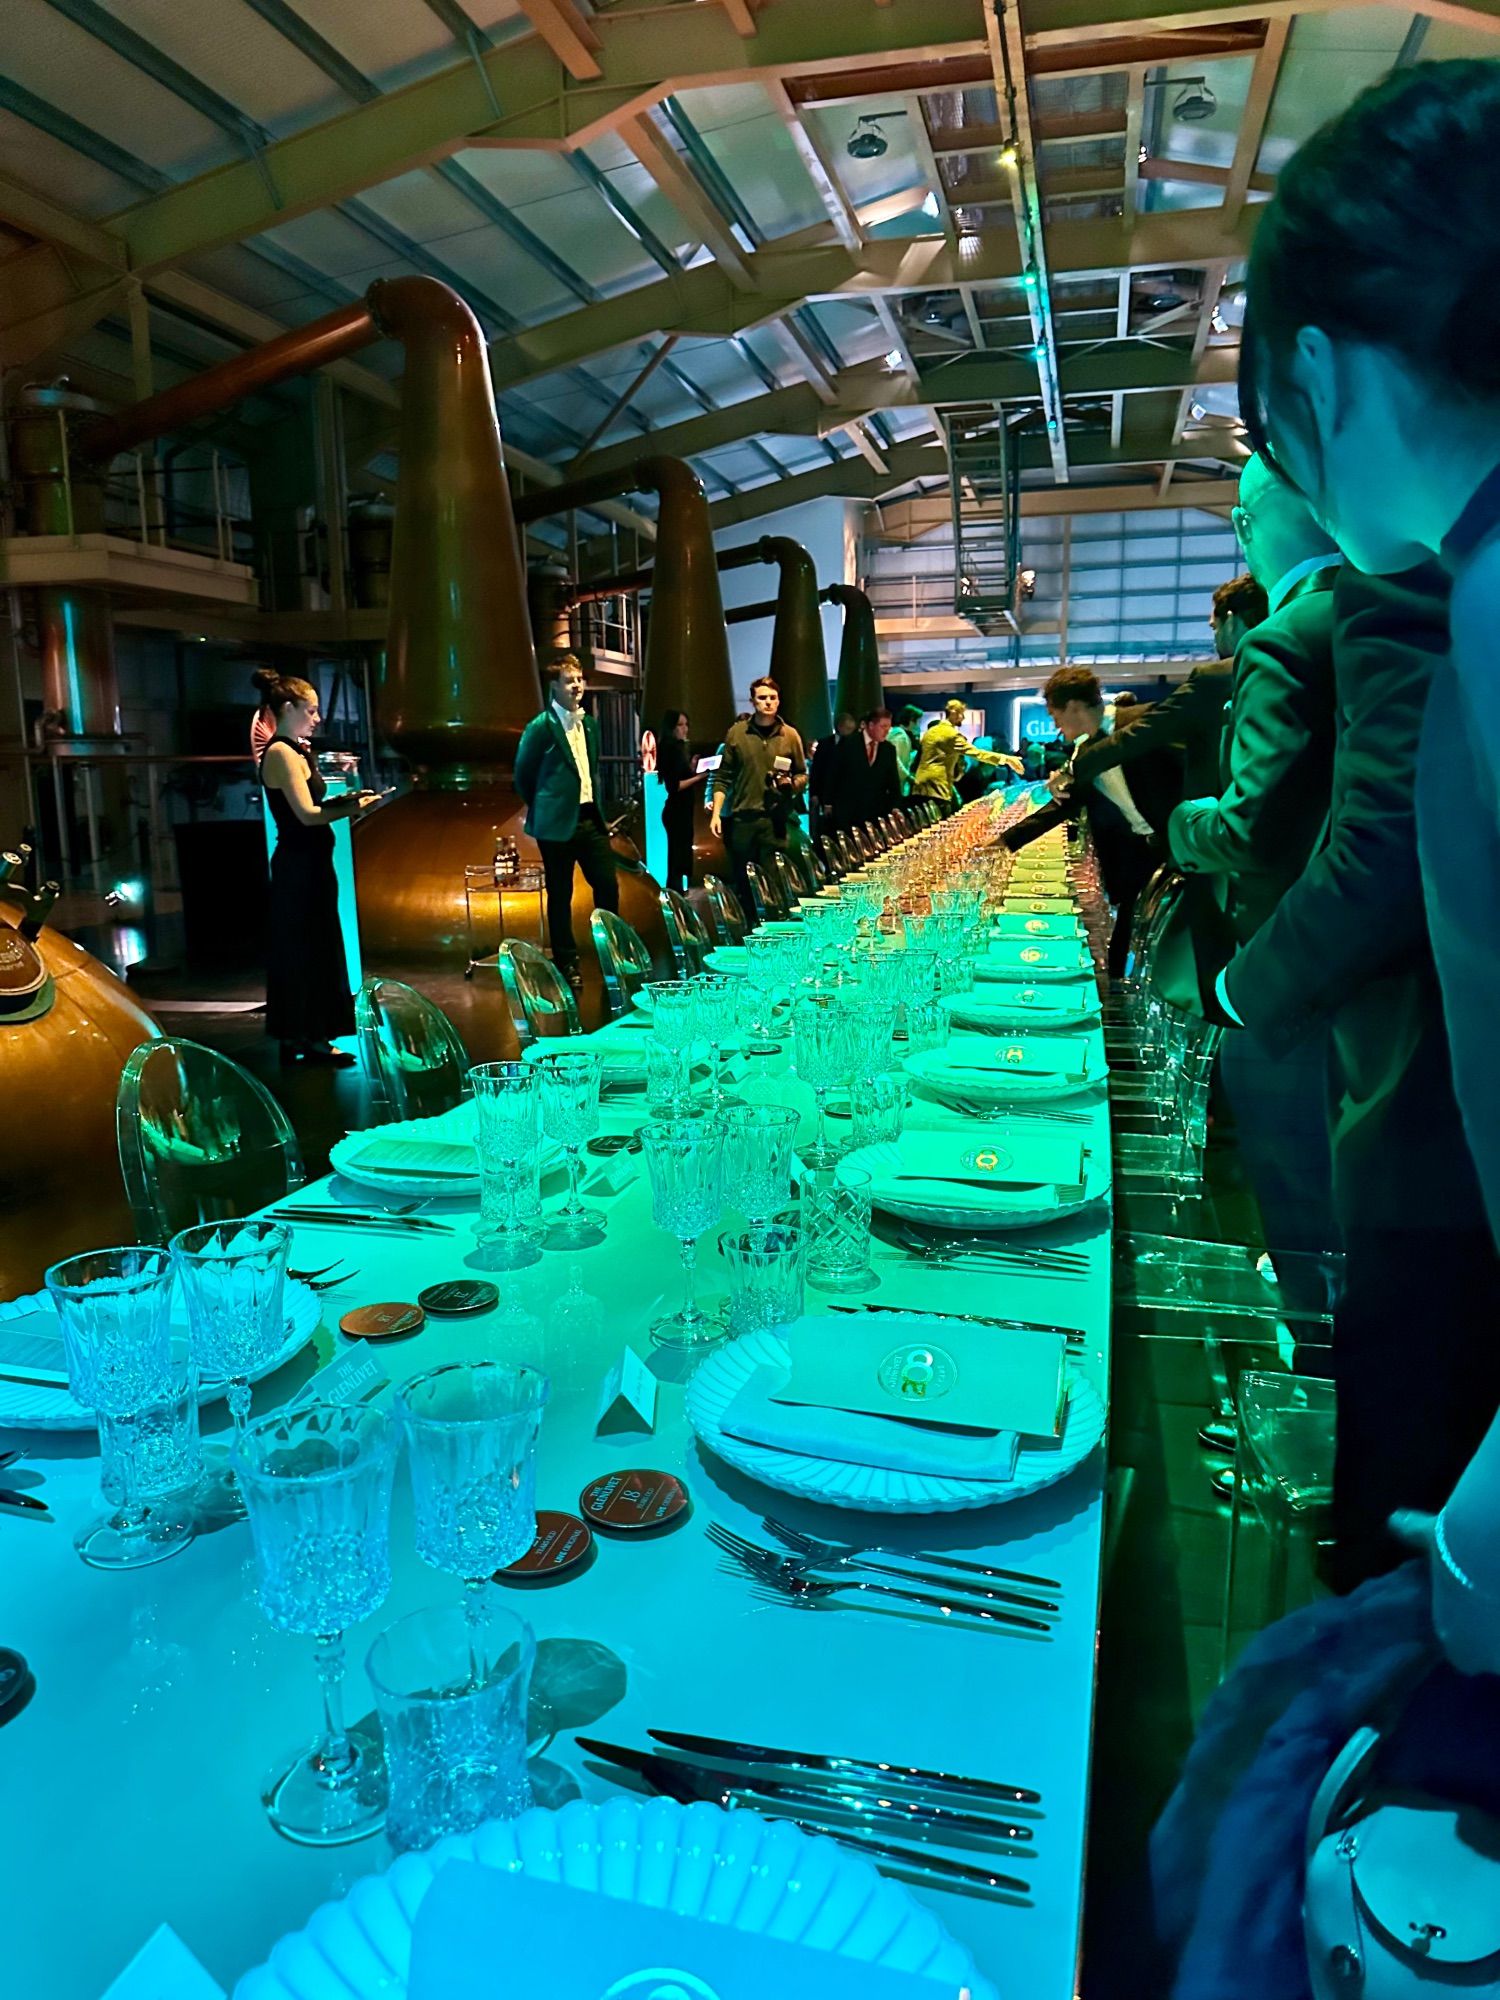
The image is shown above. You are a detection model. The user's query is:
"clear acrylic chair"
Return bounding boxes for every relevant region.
[591,909,656,1017]
[835,831,862,873]
[355,976,469,1122]
[497,938,581,1047]
[116,1037,306,1245]
[1221,1370,1336,1673]
[659,887,711,977]
[704,874,749,946]
[772,850,804,913]
[784,844,822,897]
[744,860,790,923]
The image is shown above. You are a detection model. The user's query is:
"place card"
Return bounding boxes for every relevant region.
[579,1151,637,1198]
[774,1313,1066,1440]
[595,1346,658,1436]
[102,1926,225,2000]
[293,1343,389,1409]
[409,1865,969,2000]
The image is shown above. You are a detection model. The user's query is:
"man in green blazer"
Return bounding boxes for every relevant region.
[514,655,618,989]
[1216,563,1500,1588]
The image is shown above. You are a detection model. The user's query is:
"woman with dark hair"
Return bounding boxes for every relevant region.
[657,709,699,890]
[255,669,384,1066]
[1237,59,1500,1242]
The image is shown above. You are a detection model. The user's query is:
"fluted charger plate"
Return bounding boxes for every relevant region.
[331,1104,480,1197]
[843,1135,1109,1233]
[233,1796,999,2000]
[0,1278,321,1432]
[904,1033,1106,1107]
[687,1326,1104,1512]
[942,984,1101,1034]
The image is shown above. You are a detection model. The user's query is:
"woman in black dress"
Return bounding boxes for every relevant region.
[255,671,382,1067]
[657,709,700,890]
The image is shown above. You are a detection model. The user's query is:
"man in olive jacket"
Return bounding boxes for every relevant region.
[1216,563,1500,1588]
[514,655,618,988]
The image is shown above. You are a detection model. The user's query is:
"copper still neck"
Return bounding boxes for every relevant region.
[822,583,883,721]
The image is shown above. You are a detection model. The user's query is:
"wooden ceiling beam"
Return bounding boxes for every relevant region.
[513,0,602,81]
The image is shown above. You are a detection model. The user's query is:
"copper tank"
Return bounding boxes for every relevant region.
[721,537,833,745]
[0,873,158,1292]
[823,583,884,721]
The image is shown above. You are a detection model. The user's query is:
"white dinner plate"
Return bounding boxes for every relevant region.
[903,1033,1106,1108]
[686,1327,1104,1513]
[330,1104,480,1197]
[942,985,1101,1034]
[843,1134,1109,1232]
[705,945,748,974]
[973,947,1092,984]
[233,1796,999,2000]
[0,1279,322,1432]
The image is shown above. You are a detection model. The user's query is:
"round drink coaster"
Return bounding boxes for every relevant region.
[417,1279,499,1317]
[496,1510,594,1584]
[0,1646,35,1727]
[578,1468,689,1535]
[339,1300,425,1340]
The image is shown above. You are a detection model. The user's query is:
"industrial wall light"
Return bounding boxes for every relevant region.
[1142,74,1218,122]
[847,111,907,159]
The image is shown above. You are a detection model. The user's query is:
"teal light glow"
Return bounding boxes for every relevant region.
[61,599,85,733]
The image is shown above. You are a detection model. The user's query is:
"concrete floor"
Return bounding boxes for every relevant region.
[101,917,1281,2000]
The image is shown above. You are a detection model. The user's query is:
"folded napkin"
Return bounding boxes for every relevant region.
[993,912,1082,939]
[722,1363,1019,1479]
[917,1034,1093,1084]
[347,1137,478,1176]
[864,1130,1085,1197]
[951,986,1094,1020]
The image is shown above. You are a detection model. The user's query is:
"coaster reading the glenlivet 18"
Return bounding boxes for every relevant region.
[417,1279,500,1317]
[339,1300,425,1340]
[578,1468,689,1535]
[497,1510,594,1584]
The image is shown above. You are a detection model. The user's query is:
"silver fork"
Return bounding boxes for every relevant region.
[732,1565,1054,1634]
[888,1223,1089,1266]
[707,1522,1059,1615]
[761,1517,1061,1594]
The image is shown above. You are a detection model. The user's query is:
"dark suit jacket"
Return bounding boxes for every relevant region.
[1003,722,1181,851]
[514,706,603,842]
[1224,563,1483,1230]
[1070,662,1232,802]
[830,731,900,831]
[1169,571,1339,943]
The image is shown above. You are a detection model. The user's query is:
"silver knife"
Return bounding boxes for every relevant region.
[645,1731,1042,1809]
[577,1742,1036,1850]
[270,1209,454,1234]
[829,1303,1086,1346]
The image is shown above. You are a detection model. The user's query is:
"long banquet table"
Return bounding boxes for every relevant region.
[3,837,1112,2000]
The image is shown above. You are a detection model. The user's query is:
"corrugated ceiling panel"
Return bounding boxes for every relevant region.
[272,0,458,93]
[805,98,925,212]
[254,209,416,285]
[0,108,140,216]
[2,0,231,178]
[96,0,345,137]
[455,148,674,294]
[671,84,828,241]
[1256,8,1412,175]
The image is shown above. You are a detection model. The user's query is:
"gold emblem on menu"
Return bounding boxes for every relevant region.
[1021,946,1043,963]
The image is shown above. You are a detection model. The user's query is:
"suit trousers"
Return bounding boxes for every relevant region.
[724,811,787,922]
[537,804,618,971]
[1332,1225,1500,1590]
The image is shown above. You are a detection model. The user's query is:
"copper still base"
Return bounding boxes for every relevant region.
[0,894,158,1292]
[354,787,674,989]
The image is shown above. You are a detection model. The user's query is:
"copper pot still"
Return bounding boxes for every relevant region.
[0,879,157,1293]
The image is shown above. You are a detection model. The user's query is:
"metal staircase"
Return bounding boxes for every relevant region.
[942,405,1021,636]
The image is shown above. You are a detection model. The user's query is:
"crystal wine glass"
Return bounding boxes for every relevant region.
[469,1060,543,1271]
[45,1245,194,1571]
[720,1102,799,1231]
[169,1218,290,1514]
[740,932,784,1056]
[234,1401,397,1846]
[792,991,852,1158]
[640,1116,726,1349]
[534,1049,604,1249]
[397,1361,551,1621]
[646,980,698,1107]
[688,972,737,1106]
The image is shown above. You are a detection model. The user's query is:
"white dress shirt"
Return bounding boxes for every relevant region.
[552,700,593,805]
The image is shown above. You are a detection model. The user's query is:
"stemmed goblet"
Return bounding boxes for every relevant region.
[688,973,737,1106]
[170,1218,290,1513]
[45,1245,194,1570]
[646,981,699,1109]
[234,1401,397,1846]
[792,991,852,1159]
[397,1360,551,1622]
[640,1116,726,1349]
[720,1102,799,1232]
[469,1061,544,1271]
[534,1049,605,1248]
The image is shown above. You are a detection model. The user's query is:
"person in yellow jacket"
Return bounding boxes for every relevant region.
[911,700,1022,801]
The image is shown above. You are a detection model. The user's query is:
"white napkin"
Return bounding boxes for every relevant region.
[914,1034,1092,1085]
[863,1132,1084,1204]
[722,1363,1018,1479]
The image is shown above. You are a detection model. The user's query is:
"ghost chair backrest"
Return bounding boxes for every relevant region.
[497,940,582,1048]
[355,976,469,1122]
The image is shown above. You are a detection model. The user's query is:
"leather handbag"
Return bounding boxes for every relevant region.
[1305,1720,1500,1997]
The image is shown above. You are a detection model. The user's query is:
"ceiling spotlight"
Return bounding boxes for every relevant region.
[1210,306,1228,334]
[1189,402,1206,422]
[847,112,906,160]
[1171,78,1218,122]
[884,347,905,370]
[998,142,1018,168]
[1019,567,1037,597]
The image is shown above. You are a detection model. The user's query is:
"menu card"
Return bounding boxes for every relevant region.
[880,1129,1086,1192]
[409,1864,971,2000]
[935,1035,1094,1080]
[772,1312,1066,1441]
[993,911,1082,938]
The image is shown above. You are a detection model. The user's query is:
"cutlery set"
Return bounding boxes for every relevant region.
[828,1301,1087,1351]
[268,1206,456,1238]
[709,1522,1060,1637]
[577,1729,1042,1899]
[875,1219,1089,1279]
